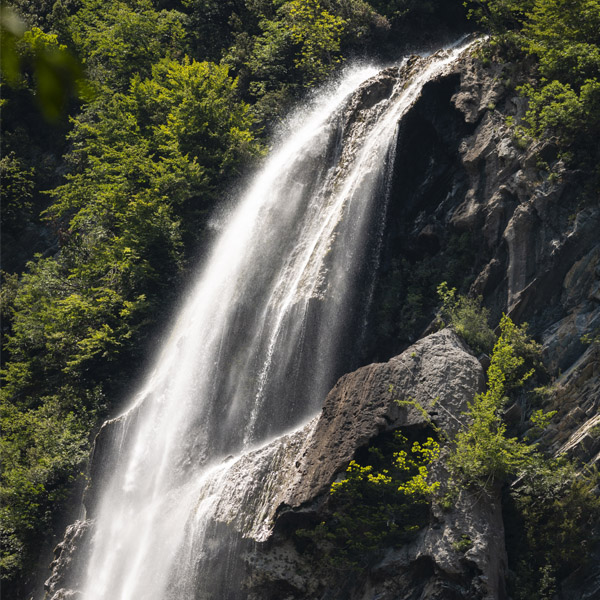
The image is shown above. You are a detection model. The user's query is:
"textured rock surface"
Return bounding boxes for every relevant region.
[286,329,484,507]
[44,520,92,600]
[243,331,502,600]
[364,484,507,600]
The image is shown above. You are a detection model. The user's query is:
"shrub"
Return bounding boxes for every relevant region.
[507,458,600,599]
[436,282,496,355]
[298,430,439,572]
[448,315,537,487]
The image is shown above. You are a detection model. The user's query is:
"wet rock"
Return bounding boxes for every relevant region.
[451,55,504,124]
[355,478,508,600]
[44,520,93,600]
[83,411,132,518]
[245,541,317,600]
[249,49,600,600]
[248,50,600,600]
[351,66,399,112]
[247,331,502,600]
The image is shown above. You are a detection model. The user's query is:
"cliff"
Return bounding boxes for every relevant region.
[44,47,599,600]
[240,49,600,599]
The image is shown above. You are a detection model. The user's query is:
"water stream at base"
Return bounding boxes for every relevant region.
[71,39,474,600]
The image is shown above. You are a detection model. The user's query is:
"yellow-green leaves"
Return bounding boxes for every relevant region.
[331,433,440,500]
[0,7,26,83]
[470,0,600,159]
[306,431,440,571]
[448,315,540,487]
[286,0,346,85]
[1,51,260,587]
[437,281,496,355]
[67,0,187,94]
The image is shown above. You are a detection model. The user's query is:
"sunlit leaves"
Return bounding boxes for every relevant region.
[469,0,600,154]
[67,0,187,93]
[0,391,97,580]
[285,0,346,85]
[449,315,538,487]
[300,432,439,572]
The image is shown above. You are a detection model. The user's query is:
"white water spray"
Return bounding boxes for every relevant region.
[63,40,474,600]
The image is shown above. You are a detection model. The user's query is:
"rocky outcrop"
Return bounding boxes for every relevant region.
[367,41,599,357]
[545,343,600,464]
[44,520,92,600]
[286,329,483,507]
[45,330,498,600]
[447,53,600,479]
[242,331,506,600]
[366,42,599,464]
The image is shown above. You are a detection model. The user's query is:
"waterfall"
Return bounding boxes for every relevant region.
[57,40,474,600]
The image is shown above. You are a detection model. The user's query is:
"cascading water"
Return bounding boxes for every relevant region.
[54,40,475,600]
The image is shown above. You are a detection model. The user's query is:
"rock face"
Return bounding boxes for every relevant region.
[363,43,599,473]
[44,520,92,600]
[45,45,600,600]
[286,329,483,507]
[242,331,506,600]
[241,46,600,599]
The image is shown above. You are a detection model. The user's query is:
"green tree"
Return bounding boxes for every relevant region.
[0,153,34,231]
[468,0,600,161]
[1,392,98,581]
[437,281,496,355]
[66,0,187,92]
[464,0,534,36]
[227,0,378,125]
[508,458,600,599]
[522,0,600,86]
[519,0,600,149]
[448,315,537,487]
[285,0,347,84]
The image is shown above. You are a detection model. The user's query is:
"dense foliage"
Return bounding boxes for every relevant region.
[298,431,439,573]
[448,314,539,486]
[469,0,600,172]
[1,43,261,593]
[443,303,600,599]
[507,457,600,599]
[436,281,496,355]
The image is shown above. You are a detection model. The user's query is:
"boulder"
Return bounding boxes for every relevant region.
[248,330,506,600]
[286,329,484,508]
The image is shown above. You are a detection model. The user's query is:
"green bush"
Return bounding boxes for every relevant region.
[436,282,496,355]
[507,458,600,600]
[298,431,439,572]
[469,0,600,166]
[448,314,540,487]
